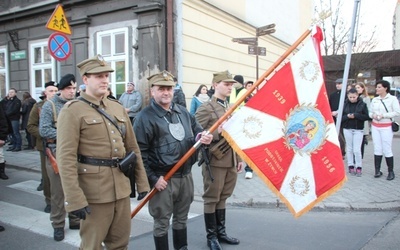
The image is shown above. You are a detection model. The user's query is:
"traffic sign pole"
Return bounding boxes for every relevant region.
[232,23,275,81]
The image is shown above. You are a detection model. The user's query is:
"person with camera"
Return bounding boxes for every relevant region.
[56,55,149,249]
[341,88,369,177]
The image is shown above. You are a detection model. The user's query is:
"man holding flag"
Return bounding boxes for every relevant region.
[195,70,244,250]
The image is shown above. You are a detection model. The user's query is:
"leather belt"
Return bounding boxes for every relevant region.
[78,154,120,167]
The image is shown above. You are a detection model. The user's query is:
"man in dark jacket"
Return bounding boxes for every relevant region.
[329,79,346,156]
[4,88,22,152]
[134,71,212,250]
[172,76,187,107]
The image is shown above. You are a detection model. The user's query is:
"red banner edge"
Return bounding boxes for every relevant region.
[222,130,348,218]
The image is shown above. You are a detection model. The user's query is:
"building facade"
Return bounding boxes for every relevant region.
[0,0,313,109]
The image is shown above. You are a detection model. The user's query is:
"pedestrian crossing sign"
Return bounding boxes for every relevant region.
[45,4,72,35]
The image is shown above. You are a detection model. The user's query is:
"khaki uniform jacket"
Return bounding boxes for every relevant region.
[27,100,46,151]
[195,97,239,167]
[56,92,149,212]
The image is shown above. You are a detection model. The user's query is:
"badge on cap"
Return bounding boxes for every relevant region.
[97,55,105,66]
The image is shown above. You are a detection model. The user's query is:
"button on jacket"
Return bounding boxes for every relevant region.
[56,92,149,212]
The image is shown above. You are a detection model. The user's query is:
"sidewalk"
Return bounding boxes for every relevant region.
[4,136,400,212]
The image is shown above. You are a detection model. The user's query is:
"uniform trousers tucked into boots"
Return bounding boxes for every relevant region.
[203,166,239,250]
[45,158,80,229]
[149,174,193,250]
[371,125,395,180]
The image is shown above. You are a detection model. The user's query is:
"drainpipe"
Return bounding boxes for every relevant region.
[166,0,175,74]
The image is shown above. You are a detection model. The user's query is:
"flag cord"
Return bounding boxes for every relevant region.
[131,28,312,219]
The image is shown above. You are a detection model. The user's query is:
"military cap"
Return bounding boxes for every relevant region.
[44,81,57,88]
[77,54,114,77]
[148,70,175,87]
[212,70,237,83]
[58,74,76,90]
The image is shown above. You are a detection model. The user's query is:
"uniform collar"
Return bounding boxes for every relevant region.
[80,91,109,108]
[211,96,227,108]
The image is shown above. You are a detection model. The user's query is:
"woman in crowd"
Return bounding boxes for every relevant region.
[190,84,210,115]
[355,82,371,158]
[341,88,369,177]
[369,80,400,180]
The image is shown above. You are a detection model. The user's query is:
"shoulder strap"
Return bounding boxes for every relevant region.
[78,97,124,138]
[380,99,393,121]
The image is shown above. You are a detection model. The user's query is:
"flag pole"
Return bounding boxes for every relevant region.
[131,27,312,219]
[335,0,361,133]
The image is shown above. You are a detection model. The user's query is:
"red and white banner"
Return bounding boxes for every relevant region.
[222,29,346,217]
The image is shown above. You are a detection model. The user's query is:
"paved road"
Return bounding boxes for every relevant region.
[1,135,400,249]
[5,135,400,212]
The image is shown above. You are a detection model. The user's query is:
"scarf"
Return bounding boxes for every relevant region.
[197,93,210,103]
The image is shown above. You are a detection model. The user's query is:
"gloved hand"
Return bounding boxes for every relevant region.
[71,206,91,220]
[137,192,148,201]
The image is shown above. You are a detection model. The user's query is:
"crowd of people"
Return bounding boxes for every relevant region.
[1,57,400,249]
[329,79,400,179]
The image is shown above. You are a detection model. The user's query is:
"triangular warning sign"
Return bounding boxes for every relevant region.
[46,4,72,35]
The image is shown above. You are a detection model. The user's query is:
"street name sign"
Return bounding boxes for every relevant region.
[232,37,258,46]
[248,46,266,56]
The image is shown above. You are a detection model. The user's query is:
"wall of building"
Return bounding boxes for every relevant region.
[178,0,313,109]
[0,0,167,102]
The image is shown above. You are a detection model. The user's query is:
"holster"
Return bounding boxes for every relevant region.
[119,151,137,177]
[209,138,230,160]
[45,147,59,174]
[198,145,214,182]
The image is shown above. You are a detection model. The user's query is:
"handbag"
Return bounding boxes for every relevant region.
[380,99,399,132]
[392,121,400,132]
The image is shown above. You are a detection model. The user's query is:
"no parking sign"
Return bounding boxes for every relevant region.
[48,32,72,61]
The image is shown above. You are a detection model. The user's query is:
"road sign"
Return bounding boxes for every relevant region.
[48,32,72,61]
[256,23,275,33]
[257,29,276,37]
[46,4,72,35]
[256,23,276,36]
[232,37,258,46]
[248,45,266,56]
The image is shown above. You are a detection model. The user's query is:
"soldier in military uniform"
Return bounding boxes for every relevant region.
[27,81,58,213]
[134,71,213,250]
[39,74,80,241]
[57,55,150,250]
[195,70,244,250]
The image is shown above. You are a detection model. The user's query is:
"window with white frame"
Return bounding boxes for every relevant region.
[29,40,56,100]
[96,27,129,99]
[0,46,8,99]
